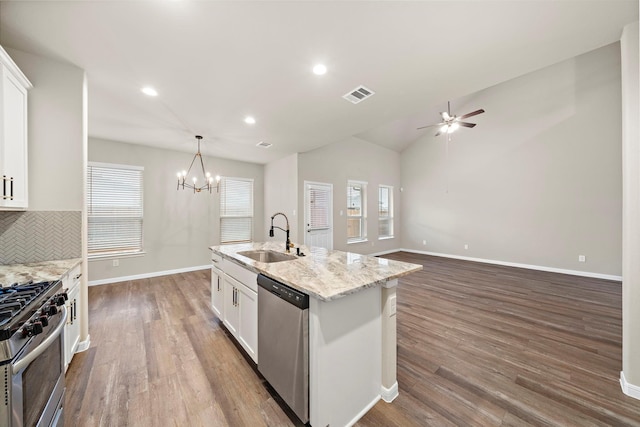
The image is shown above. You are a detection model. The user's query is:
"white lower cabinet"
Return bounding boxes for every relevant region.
[63,264,82,370]
[210,253,258,363]
[211,265,224,318]
[222,273,258,363]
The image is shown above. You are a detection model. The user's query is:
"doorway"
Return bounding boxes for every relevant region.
[304,181,333,250]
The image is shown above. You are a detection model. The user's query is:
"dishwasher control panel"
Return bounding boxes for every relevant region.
[257,274,309,309]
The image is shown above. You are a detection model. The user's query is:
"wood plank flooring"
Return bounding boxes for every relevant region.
[65,253,640,426]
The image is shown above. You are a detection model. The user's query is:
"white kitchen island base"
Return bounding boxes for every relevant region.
[309,279,398,427]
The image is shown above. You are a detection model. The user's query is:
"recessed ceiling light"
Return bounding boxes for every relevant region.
[256,141,272,148]
[244,116,256,125]
[313,64,327,76]
[141,86,158,97]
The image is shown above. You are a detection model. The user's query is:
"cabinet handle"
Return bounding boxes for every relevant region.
[73,299,77,321]
[217,276,220,291]
[74,273,82,280]
[2,175,6,200]
[9,177,13,200]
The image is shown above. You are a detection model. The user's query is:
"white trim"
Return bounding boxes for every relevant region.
[400,248,622,281]
[620,371,640,400]
[345,395,380,427]
[0,45,32,88]
[381,381,399,403]
[369,248,401,257]
[88,161,144,171]
[88,265,210,286]
[366,247,622,281]
[76,335,91,353]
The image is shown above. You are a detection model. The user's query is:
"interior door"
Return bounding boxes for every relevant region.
[304,181,333,250]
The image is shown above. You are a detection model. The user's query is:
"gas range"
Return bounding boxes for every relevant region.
[0,280,66,363]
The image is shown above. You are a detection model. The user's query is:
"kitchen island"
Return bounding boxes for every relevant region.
[210,242,421,427]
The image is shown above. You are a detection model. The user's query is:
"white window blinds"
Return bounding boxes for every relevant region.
[378,185,394,238]
[308,185,330,230]
[87,162,144,257]
[220,177,254,244]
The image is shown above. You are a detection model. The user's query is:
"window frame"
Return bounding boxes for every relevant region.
[219,176,254,244]
[378,185,394,240]
[87,161,144,259]
[347,180,368,244]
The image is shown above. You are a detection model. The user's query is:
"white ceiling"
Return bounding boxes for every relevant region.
[0,1,637,164]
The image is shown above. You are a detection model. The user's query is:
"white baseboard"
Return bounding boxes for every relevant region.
[88,265,211,286]
[381,381,399,403]
[369,248,404,257]
[620,371,640,400]
[400,248,622,281]
[346,395,381,427]
[77,335,91,353]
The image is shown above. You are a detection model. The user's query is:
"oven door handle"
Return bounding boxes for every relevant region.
[12,305,68,374]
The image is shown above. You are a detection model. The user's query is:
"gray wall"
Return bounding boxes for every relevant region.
[88,137,264,282]
[401,42,622,276]
[264,153,298,244]
[298,136,401,255]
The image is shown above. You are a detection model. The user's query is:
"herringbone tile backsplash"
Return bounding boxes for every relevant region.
[0,211,81,264]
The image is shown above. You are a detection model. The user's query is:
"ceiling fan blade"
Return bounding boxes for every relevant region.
[459,109,485,120]
[458,122,476,128]
[434,130,442,137]
[417,122,445,130]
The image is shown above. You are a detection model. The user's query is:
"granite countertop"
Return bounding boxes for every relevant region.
[0,258,82,286]
[210,242,422,301]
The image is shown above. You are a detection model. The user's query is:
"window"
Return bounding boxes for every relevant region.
[347,180,367,243]
[378,185,394,239]
[220,177,254,244]
[87,162,144,257]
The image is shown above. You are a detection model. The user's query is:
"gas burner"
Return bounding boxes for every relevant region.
[0,280,61,333]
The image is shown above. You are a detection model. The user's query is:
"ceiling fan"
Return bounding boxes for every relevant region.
[417,102,485,136]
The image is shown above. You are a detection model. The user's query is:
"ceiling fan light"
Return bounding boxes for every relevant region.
[449,123,459,133]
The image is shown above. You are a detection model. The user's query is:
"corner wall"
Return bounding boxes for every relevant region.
[88,137,264,283]
[264,153,298,243]
[621,20,640,396]
[400,42,623,277]
[298,136,401,254]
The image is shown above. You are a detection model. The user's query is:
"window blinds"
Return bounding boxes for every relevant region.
[87,163,144,256]
[220,177,254,244]
[308,186,330,230]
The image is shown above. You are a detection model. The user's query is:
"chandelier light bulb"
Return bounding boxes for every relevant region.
[206,172,211,178]
[177,172,181,178]
[216,175,221,182]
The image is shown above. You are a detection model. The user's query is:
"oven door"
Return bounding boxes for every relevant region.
[11,305,67,427]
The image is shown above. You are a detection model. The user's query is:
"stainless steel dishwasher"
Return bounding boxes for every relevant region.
[257,274,309,423]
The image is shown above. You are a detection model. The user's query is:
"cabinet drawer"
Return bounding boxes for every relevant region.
[222,259,258,292]
[211,252,222,266]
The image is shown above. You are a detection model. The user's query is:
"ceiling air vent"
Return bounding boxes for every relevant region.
[256,141,272,148]
[342,85,375,104]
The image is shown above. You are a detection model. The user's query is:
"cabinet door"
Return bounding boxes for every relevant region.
[0,66,28,209]
[64,282,81,369]
[238,284,258,363]
[211,267,224,319]
[223,276,239,336]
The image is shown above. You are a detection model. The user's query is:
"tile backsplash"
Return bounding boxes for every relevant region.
[0,211,81,264]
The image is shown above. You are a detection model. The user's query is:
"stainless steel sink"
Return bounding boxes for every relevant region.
[238,250,297,263]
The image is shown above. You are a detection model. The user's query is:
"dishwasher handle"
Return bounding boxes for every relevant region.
[257,274,309,310]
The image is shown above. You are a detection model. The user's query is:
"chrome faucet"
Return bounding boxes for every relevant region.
[269,212,293,253]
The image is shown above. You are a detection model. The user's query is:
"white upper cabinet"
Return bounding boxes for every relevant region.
[0,45,32,210]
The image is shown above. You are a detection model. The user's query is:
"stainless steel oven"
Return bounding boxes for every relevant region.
[0,280,68,427]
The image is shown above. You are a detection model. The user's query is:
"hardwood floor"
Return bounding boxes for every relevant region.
[66,253,640,426]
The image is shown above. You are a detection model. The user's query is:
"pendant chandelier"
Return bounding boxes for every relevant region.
[176,135,220,193]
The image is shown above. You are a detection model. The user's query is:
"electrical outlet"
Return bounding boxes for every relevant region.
[464,244,469,250]
[112,259,119,267]
[578,255,586,262]
[422,240,427,245]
